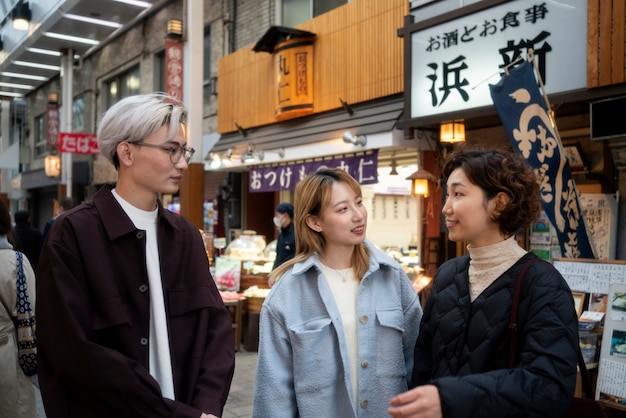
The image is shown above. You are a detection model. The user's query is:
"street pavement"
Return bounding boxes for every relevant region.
[223,350,257,418]
[35,349,258,418]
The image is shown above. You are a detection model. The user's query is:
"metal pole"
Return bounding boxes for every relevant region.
[417,150,424,264]
[61,48,74,198]
[184,0,203,161]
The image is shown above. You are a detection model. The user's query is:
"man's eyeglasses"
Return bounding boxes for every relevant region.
[129,141,195,164]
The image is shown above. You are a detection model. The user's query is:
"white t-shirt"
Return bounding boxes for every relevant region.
[320,264,359,406]
[112,190,175,399]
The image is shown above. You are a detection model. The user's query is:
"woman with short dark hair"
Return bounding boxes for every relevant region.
[389,148,579,418]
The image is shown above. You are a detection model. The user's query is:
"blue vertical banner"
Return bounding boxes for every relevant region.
[489,60,595,259]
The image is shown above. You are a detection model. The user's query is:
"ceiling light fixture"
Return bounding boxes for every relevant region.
[342,131,367,146]
[26,48,80,59]
[240,145,284,163]
[242,147,257,163]
[0,81,34,90]
[63,13,123,28]
[209,153,221,169]
[0,91,24,98]
[257,148,285,161]
[13,61,61,71]
[27,48,61,56]
[44,32,100,45]
[12,2,31,31]
[221,149,233,166]
[112,0,151,7]
[1,72,48,81]
[205,146,285,168]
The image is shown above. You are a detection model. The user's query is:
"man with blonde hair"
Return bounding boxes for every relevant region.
[37,93,235,418]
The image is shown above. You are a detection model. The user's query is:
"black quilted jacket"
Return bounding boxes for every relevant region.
[411,253,579,418]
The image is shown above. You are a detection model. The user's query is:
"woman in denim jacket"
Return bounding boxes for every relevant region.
[253,168,423,418]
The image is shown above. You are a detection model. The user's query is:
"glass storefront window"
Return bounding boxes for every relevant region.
[34,113,47,157]
[104,65,141,109]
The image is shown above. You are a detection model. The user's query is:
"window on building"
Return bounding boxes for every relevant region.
[11,100,26,147]
[281,0,348,27]
[34,113,47,157]
[154,49,165,92]
[72,95,85,132]
[104,65,141,109]
[203,28,213,105]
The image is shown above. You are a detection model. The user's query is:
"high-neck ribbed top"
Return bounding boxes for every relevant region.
[467,235,527,302]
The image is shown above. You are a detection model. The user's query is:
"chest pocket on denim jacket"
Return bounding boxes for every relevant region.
[375,308,406,378]
[290,316,338,391]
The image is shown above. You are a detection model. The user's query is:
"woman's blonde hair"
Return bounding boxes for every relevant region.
[270,168,370,282]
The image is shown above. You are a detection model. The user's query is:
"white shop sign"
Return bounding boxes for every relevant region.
[410,0,587,118]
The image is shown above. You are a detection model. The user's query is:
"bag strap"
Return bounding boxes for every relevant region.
[508,258,541,368]
[16,251,30,314]
[576,342,594,399]
[508,257,594,400]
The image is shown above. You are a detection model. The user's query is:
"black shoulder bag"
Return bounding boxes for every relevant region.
[508,259,607,418]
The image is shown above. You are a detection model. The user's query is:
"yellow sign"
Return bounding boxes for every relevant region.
[274,37,314,121]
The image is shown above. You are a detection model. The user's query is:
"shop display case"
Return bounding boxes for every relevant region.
[212,231,274,351]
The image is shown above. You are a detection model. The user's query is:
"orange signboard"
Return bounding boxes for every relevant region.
[274,37,314,121]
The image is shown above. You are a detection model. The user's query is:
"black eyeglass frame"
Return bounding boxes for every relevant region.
[128,141,195,164]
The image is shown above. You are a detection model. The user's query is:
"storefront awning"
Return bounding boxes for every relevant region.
[253,26,316,53]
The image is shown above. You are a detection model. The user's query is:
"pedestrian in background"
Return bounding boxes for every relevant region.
[0,201,37,418]
[388,148,578,418]
[254,167,422,418]
[271,202,295,271]
[13,210,43,269]
[41,196,75,244]
[37,93,235,418]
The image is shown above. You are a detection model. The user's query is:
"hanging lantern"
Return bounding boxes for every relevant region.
[440,120,466,143]
[406,167,436,198]
[44,154,61,177]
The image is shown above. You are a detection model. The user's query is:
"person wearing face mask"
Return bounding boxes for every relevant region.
[272,202,296,270]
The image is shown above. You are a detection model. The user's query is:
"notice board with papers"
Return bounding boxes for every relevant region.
[553,258,626,410]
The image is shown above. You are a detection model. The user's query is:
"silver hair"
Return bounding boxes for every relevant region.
[97,92,187,168]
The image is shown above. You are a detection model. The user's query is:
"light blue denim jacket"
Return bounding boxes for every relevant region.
[252,240,422,418]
